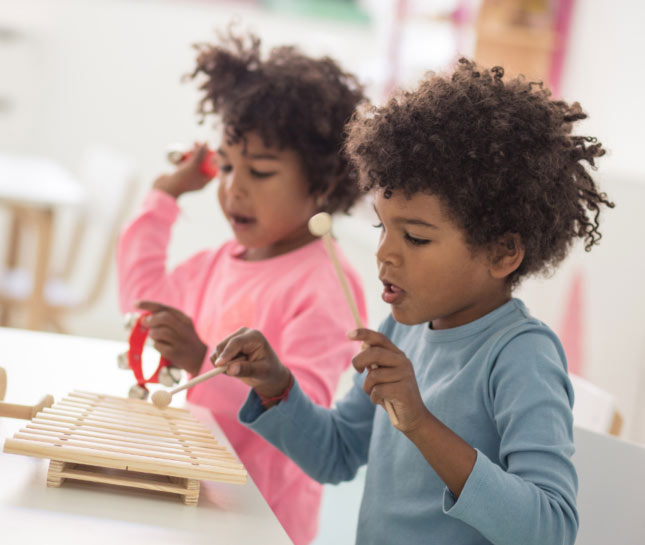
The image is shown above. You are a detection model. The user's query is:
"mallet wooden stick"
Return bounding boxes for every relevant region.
[151,365,227,409]
[0,367,6,401]
[0,397,55,420]
[0,366,54,419]
[308,213,399,426]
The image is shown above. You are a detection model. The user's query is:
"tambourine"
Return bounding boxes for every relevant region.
[118,312,182,399]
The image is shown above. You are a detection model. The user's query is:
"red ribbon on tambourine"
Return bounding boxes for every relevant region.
[118,312,181,399]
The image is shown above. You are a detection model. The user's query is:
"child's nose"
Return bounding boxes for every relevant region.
[223,171,248,197]
[376,232,401,266]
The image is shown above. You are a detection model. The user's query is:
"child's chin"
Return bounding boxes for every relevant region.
[233,233,261,247]
[391,308,425,326]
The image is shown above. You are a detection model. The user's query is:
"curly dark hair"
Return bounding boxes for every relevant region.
[346,58,614,286]
[187,28,366,214]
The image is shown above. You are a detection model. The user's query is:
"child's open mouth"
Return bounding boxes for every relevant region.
[230,213,257,230]
[382,281,404,304]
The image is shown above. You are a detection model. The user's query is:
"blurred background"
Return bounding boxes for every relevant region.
[0,0,644,536]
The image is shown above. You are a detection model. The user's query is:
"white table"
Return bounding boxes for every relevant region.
[0,154,86,330]
[0,327,292,544]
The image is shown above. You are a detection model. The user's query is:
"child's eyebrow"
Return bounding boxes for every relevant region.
[216,148,279,161]
[246,152,280,160]
[372,205,437,228]
[394,217,438,229]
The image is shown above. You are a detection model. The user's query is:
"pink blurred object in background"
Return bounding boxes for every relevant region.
[559,268,585,376]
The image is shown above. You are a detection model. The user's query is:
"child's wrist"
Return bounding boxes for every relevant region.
[402,407,435,440]
[152,175,182,199]
[255,367,293,409]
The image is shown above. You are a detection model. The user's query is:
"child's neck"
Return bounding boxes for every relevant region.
[241,230,317,261]
[430,290,512,330]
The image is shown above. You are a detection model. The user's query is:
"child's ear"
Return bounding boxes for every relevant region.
[315,180,338,211]
[489,233,524,279]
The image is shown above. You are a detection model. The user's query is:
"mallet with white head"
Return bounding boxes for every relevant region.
[308,212,399,426]
[151,365,228,409]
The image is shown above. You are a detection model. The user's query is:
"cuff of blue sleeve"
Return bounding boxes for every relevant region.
[239,378,303,427]
[239,389,270,423]
[443,448,489,516]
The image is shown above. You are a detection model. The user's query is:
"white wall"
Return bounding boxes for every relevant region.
[558,0,645,175]
[0,0,389,338]
[515,0,645,442]
[1,0,645,442]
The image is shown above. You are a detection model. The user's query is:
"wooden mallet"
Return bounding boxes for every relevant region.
[151,365,227,409]
[308,212,399,426]
[0,367,5,402]
[0,366,54,420]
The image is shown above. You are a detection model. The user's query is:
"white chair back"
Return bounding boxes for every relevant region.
[61,145,138,310]
[573,426,645,544]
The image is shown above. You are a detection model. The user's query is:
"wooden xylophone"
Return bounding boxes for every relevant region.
[2,390,247,505]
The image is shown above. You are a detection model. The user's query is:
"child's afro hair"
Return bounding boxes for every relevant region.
[188,28,366,214]
[346,58,614,286]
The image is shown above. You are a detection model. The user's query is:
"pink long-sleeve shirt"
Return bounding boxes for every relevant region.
[117,189,366,545]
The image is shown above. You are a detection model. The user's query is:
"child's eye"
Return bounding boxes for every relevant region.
[220,164,233,173]
[372,222,383,229]
[250,169,276,179]
[405,233,430,246]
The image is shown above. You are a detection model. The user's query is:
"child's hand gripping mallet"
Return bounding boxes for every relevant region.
[151,365,228,409]
[308,212,399,426]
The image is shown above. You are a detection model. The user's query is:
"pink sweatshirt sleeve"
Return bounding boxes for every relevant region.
[117,189,199,313]
[274,265,367,408]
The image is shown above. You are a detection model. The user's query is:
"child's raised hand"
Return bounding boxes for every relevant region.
[349,328,428,433]
[136,300,207,376]
[153,143,216,198]
[210,328,292,405]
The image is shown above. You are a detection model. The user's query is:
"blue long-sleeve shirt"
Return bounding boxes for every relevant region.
[240,299,578,545]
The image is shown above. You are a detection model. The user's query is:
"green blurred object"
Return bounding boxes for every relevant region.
[262,0,370,24]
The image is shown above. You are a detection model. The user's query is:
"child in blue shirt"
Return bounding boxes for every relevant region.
[209,59,614,545]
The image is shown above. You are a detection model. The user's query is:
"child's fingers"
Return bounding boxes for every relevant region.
[136,300,188,324]
[211,330,278,380]
[211,328,267,368]
[366,382,388,407]
[223,356,269,378]
[183,142,209,168]
[352,345,407,373]
[146,324,176,344]
[144,309,182,331]
[194,142,210,161]
[151,339,174,361]
[361,358,420,425]
[362,365,402,393]
[135,300,167,313]
[347,328,400,351]
[210,327,251,365]
[136,301,193,327]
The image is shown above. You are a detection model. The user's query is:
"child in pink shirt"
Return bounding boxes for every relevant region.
[117,30,367,545]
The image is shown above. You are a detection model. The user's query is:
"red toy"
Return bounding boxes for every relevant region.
[166,145,219,178]
[118,312,181,399]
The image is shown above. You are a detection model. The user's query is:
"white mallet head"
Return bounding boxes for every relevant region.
[151,389,172,409]
[308,212,332,237]
[166,144,186,164]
